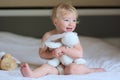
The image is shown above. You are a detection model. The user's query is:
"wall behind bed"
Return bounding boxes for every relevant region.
[0,0,120,38]
[0,15,120,38]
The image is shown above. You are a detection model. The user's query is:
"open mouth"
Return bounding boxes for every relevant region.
[66,27,72,31]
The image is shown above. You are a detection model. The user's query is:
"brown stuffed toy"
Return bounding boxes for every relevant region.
[0,53,18,71]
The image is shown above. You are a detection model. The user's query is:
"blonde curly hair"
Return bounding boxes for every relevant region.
[51,3,78,20]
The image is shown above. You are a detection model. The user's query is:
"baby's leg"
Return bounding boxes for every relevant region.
[20,63,33,77]
[20,63,58,78]
[64,63,105,75]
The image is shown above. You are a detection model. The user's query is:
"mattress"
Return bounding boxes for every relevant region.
[0,31,120,80]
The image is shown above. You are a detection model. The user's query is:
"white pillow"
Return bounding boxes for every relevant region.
[0,32,48,65]
[79,36,120,71]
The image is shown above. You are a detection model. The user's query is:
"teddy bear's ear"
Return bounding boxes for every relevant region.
[2,53,12,59]
[46,33,64,42]
[73,32,78,36]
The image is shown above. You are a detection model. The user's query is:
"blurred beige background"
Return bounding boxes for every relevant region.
[0,0,120,7]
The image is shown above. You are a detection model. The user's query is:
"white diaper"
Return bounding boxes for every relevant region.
[56,65,64,75]
[56,58,86,75]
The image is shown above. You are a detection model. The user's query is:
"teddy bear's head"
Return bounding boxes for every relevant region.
[45,32,79,48]
[61,32,79,47]
[0,52,18,71]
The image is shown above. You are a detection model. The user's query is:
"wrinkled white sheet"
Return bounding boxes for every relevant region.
[0,70,120,80]
[0,32,120,80]
[0,68,120,80]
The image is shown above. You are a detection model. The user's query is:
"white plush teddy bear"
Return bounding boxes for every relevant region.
[45,32,86,67]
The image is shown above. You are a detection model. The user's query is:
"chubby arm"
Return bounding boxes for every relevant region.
[39,32,55,59]
[53,40,83,59]
[39,47,54,59]
[63,42,83,59]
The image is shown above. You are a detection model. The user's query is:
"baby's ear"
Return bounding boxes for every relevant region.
[53,18,58,26]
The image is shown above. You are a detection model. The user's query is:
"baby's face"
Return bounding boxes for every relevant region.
[54,10,77,33]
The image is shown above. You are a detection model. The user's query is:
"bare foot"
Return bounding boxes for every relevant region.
[20,63,33,77]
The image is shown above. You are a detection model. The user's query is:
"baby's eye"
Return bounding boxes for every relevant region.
[64,19,69,22]
[73,20,77,22]
[74,19,80,24]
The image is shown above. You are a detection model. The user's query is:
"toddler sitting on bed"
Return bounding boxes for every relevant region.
[20,3,105,78]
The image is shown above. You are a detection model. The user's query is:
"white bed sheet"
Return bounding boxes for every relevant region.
[102,38,120,49]
[0,68,120,80]
[0,32,120,80]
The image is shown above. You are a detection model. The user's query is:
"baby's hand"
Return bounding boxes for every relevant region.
[52,47,64,58]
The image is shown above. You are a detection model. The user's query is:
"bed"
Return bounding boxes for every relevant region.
[0,9,120,80]
[0,31,120,80]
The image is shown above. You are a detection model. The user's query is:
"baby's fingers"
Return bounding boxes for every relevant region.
[58,52,64,57]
